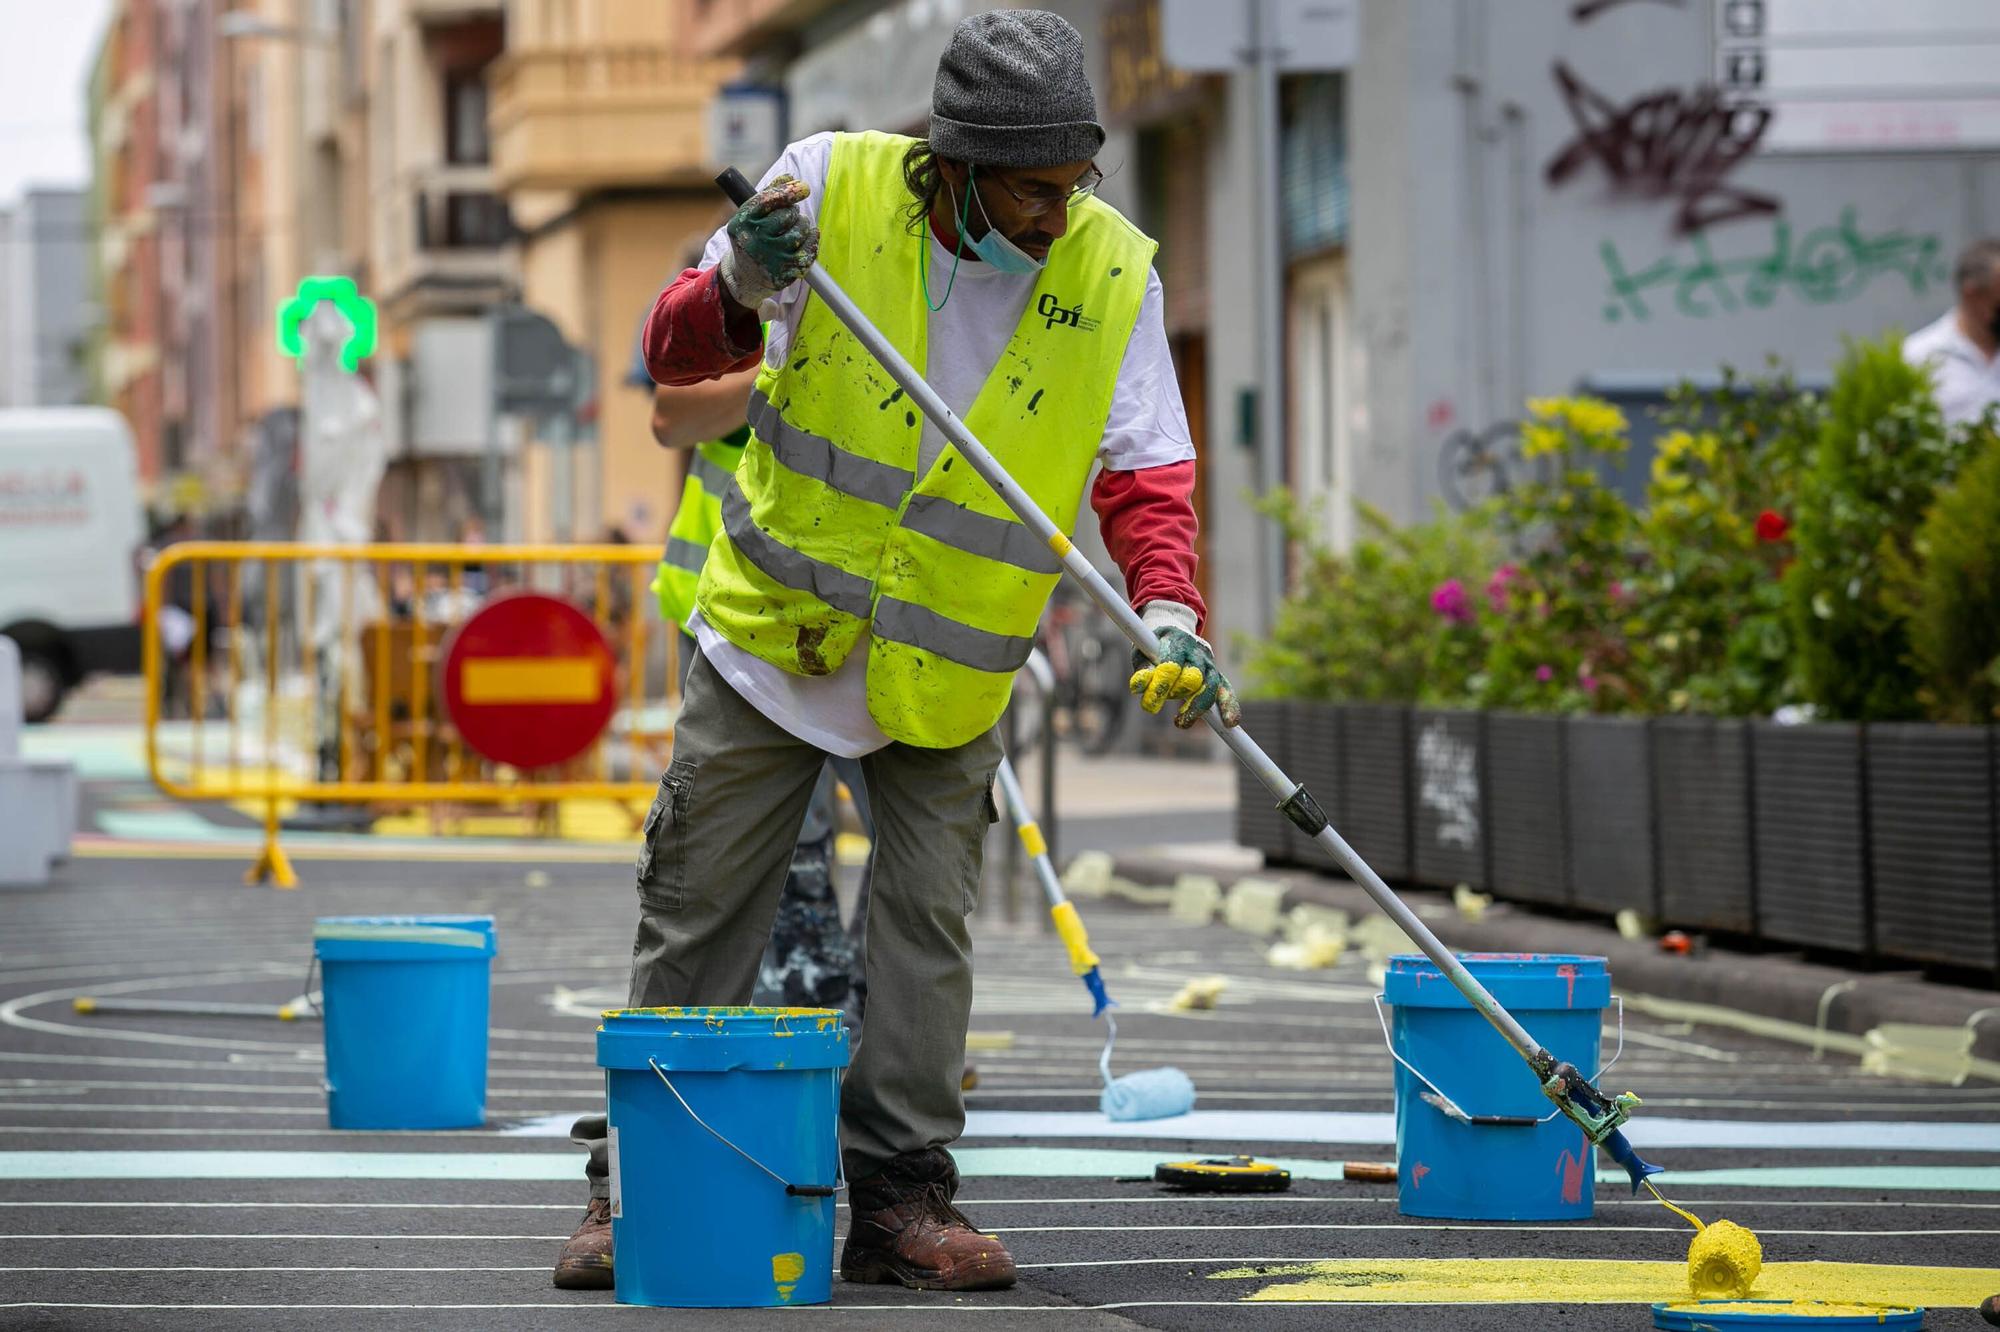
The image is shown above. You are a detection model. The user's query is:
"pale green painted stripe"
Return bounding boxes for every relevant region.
[0,1152,581,1181]
[7,1151,1999,1190]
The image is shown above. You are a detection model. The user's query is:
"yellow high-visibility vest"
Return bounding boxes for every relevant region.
[651,431,746,627]
[695,130,1156,748]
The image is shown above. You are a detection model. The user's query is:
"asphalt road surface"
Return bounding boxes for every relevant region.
[2,849,1997,1330]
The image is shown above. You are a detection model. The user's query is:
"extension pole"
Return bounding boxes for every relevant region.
[713,170,1656,1183]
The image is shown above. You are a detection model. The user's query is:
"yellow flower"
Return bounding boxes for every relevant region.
[1521,422,1566,459]
[1562,397,1628,438]
[1657,430,1696,461]
[1526,396,1564,421]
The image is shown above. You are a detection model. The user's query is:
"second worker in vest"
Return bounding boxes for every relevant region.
[555,8,1238,1295]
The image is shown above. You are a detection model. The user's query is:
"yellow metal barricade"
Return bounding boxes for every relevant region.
[143,542,676,887]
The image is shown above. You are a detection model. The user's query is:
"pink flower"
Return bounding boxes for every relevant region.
[1609,580,1627,603]
[1535,664,1554,683]
[1580,674,1600,694]
[1484,564,1518,613]
[1430,578,1475,625]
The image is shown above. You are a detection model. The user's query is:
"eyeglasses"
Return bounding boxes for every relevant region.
[979,164,1104,218]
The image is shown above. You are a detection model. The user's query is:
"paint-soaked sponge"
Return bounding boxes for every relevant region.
[1687,1219,1763,1298]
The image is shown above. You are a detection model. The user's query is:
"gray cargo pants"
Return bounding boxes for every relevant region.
[570,641,999,1193]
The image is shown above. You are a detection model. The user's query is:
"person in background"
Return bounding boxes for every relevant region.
[1903,237,2000,424]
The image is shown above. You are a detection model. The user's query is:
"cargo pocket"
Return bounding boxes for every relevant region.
[635,758,697,911]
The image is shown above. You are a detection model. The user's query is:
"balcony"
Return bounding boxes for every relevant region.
[380,164,513,318]
[488,46,734,193]
[688,0,846,57]
[406,0,503,19]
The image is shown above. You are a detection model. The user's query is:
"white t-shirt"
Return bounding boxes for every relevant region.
[1903,310,2000,425]
[690,132,1193,757]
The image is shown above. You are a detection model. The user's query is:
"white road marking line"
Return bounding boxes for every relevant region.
[6,1225,1995,1240]
[0,1266,546,1273]
[3,1196,2000,1212]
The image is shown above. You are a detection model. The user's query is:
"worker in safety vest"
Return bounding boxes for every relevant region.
[556,9,1237,1294]
[629,314,876,1025]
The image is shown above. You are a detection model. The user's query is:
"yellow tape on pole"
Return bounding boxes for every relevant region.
[1015,820,1048,859]
[1050,901,1100,977]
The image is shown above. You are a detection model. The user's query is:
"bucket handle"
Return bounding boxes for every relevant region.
[647,1057,843,1198]
[1371,993,1626,1128]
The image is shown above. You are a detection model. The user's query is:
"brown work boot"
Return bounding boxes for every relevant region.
[840,1147,1017,1291]
[551,1196,613,1290]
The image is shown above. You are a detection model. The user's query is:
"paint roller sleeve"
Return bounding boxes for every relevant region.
[1101,1066,1197,1122]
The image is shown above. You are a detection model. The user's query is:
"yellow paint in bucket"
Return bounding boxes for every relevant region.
[1647,1180,1763,1297]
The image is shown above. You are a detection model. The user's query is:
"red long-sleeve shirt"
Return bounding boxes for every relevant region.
[643,266,1206,629]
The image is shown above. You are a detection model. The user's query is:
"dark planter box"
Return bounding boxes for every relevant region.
[1564,716,1658,917]
[1651,716,1757,934]
[1411,709,1485,890]
[1752,721,1870,955]
[1484,712,1568,907]
[1287,702,1343,870]
[1338,703,1411,882]
[1867,724,1998,974]
[1233,700,1293,866]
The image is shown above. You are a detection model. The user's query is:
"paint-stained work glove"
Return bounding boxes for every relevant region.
[1131,625,1242,730]
[720,176,818,310]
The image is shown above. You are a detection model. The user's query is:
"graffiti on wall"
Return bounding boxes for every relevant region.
[1597,206,1949,323]
[1570,0,1684,22]
[1417,722,1481,851]
[1546,60,1779,235]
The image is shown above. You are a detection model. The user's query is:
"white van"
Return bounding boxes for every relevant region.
[0,408,145,722]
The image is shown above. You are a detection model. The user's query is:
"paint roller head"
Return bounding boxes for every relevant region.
[1687,1218,1763,1298]
[1101,1066,1196,1121]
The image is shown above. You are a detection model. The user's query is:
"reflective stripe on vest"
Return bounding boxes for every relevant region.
[747,388,911,509]
[687,449,734,497]
[719,478,874,619]
[720,477,1037,674]
[654,435,747,626]
[872,595,1036,675]
[662,535,710,574]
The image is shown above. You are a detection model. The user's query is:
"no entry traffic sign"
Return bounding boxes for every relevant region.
[441,593,617,770]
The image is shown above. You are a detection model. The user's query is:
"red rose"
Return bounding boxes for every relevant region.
[1755,509,1789,542]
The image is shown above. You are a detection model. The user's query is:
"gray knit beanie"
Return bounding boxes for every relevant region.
[930,9,1106,169]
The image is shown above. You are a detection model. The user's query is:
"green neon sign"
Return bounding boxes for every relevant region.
[276,275,379,372]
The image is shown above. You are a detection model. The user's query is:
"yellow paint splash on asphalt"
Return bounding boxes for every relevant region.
[1208,1258,2000,1307]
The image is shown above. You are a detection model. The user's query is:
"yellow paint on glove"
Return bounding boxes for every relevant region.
[1130,660,1203,714]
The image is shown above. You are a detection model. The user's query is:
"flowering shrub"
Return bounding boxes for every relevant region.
[1242,497,1498,706]
[1475,396,1651,713]
[1628,366,1815,715]
[1244,341,1994,722]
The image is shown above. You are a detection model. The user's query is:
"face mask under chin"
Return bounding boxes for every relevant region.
[957,168,1048,275]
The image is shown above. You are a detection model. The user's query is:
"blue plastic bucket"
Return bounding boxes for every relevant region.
[598,1006,849,1308]
[1382,952,1611,1221]
[312,915,495,1130]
